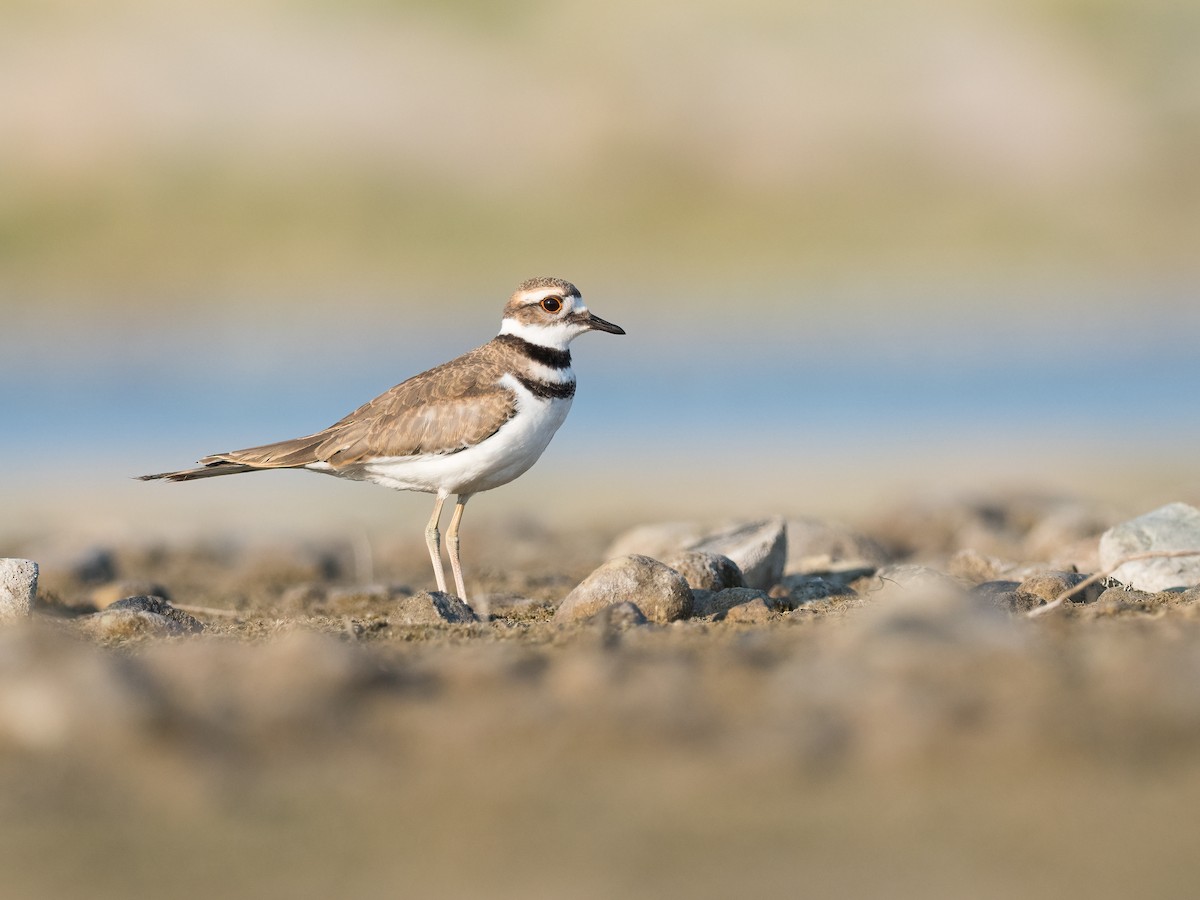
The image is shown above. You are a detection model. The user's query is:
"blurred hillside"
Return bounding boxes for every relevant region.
[1,0,1197,315]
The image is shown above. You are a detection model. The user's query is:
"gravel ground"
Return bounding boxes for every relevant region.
[4,494,1200,899]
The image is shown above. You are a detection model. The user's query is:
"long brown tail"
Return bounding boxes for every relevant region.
[138,432,328,483]
[138,461,262,482]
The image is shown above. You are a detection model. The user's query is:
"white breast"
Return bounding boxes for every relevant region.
[344,373,573,495]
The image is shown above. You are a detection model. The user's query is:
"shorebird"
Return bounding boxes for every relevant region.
[140,277,624,611]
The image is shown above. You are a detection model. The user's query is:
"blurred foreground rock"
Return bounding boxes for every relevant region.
[554,555,693,624]
[1099,503,1200,592]
[0,559,37,623]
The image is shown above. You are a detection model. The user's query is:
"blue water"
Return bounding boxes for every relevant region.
[3,297,1198,485]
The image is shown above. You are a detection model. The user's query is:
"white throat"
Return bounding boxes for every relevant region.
[498,317,582,351]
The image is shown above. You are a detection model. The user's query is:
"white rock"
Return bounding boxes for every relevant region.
[1099,503,1200,592]
[0,559,37,623]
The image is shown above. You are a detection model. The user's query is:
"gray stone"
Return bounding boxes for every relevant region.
[693,587,773,618]
[0,559,37,623]
[392,591,479,626]
[1099,503,1200,592]
[661,551,744,592]
[688,518,787,591]
[554,555,693,625]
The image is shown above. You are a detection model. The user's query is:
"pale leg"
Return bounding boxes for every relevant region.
[446,493,474,609]
[424,491,449,594]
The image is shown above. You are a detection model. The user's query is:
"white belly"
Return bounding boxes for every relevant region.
[324,384,573,496]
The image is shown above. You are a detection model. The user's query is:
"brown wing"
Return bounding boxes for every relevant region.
[203,343,517,470]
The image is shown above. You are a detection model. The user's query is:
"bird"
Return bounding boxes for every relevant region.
[140,277,624,613]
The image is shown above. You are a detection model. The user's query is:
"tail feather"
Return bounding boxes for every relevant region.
[138,433,328,483]
[138,462,261,482]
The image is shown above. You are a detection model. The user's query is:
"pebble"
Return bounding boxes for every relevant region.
[1099,503,1200,592]
[554,555,693,625]
[81,596,204,640]
[392,591,479,626]
[722,597,779,624]
[1017,571,1102,606]
[693,587,773,619]
[606,518,787,591]
[688,518,787,591]
[660,551,744,592]
[0,559,37,623]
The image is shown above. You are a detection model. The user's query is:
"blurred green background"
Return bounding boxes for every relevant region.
[1,0,1198,540]
[3,0,1197,308]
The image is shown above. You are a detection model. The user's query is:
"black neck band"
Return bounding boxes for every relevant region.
[495,333,572,369]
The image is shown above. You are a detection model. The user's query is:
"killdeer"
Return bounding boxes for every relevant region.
[140,277,624,611]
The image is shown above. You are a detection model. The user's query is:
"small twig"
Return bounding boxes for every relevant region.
[1027,549,1200,619]
[173,603,243,618]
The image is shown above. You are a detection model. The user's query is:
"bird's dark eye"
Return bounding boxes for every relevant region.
[540,296,562,313]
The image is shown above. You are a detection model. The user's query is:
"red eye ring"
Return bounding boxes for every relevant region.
[540,296,563,313]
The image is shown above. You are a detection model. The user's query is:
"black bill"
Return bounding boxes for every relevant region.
[586,312,626,335]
